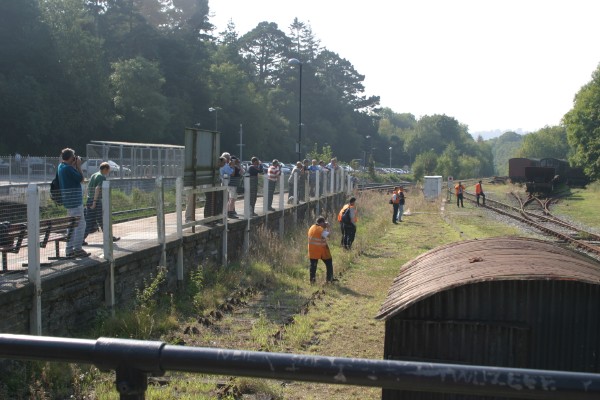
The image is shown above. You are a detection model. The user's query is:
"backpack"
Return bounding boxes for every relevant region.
[50,172,63,206]
[0,221,11,247]
[341,207,352,224]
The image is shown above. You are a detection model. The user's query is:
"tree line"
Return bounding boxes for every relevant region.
[1,1,597,181]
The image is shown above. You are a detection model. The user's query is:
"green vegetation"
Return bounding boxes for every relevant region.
[11,181,590,398]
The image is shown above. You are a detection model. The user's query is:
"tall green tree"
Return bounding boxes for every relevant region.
[517,125,570,160]
[239,22,291,86]
[110,57,169,141]
[563,63,600,181]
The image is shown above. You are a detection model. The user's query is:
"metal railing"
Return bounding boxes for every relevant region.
[1,334,599,399]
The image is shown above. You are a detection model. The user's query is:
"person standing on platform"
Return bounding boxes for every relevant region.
[307,216,337,284]
[247,157,263,216]
[308,159,319,196]
[58,148,89,258]
[227,156,244,218]
[83,162,120,245]
[267,159,282,211]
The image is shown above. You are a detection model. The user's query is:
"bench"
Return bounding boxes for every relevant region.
[0,216,79,272]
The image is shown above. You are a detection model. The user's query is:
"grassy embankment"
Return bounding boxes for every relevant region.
[3,180,598,399]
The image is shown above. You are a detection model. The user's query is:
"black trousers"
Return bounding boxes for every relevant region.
[343,223,356,249]
[84,200,102,239]
[249,176,258,211]
[267,179,277,208]
[340,222,345,245]
[457,193,464,207]
[476,193,486,205]
[310,258,334,282]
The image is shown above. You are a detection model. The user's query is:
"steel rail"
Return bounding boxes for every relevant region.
[1,334,600,399]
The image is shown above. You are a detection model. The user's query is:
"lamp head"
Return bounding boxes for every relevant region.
[288,58,302,66]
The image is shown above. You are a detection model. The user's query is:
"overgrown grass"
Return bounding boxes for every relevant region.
[10,181,599,399]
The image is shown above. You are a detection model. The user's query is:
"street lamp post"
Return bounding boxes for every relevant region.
[288,58,303,161]
[209,107,221,131]
[389,147,392,168]
[364,135,371,169]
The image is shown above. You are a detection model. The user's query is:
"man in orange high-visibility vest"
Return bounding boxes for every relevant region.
[307,216,337,284]
[455,181,466,208]
[475,180,486,206]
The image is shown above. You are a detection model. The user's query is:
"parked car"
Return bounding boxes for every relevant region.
[25,157,56,174]
[81,159,131,177]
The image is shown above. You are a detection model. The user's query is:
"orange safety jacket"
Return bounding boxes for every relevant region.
[455,184,466,195]
[391,190,400,204]
[308,224,331,259]
[475,182,483,195]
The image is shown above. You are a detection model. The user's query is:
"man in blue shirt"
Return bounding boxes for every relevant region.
[58,148,89,258]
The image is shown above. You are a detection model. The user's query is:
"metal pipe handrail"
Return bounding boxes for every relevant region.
[1,334,600,399]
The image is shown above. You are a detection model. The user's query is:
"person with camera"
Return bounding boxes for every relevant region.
[58,148,89,258]
[227,156,244,218]
[246,157,264,216]
[307,216,337,284]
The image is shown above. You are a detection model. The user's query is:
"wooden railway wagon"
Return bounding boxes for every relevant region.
[524,165,556,193]
[507,157,539,182]
[540,157,569,181]
[377,237,600,400]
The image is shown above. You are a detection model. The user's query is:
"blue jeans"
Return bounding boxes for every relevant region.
[396,204,404,221]
[67,205,86,253]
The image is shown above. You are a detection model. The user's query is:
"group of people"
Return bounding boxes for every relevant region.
[454,180,486,207]
[217,153,345,218]
[56,147,119,259]
[289,157,340,203]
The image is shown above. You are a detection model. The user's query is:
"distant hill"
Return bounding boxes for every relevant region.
[471,128,528,140]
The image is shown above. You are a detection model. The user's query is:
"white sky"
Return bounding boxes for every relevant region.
[208,0,600,135]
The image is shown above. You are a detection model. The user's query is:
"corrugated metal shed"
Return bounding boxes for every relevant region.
[378,237,600,399]
[377,237,600,321]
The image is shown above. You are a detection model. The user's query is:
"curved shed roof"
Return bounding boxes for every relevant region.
[376,237,600,320]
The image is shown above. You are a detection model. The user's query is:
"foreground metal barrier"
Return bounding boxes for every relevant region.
[1,334,599,399]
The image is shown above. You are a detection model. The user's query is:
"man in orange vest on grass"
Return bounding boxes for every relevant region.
[455,181,466,208]
[475,180,486,206]
[307,216,337,284]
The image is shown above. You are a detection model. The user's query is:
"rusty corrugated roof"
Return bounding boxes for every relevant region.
[376,237,600,320]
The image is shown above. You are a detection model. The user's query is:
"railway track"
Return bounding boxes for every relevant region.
[463,190,600,258]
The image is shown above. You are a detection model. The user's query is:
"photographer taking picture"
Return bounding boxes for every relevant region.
[58,148,89,258]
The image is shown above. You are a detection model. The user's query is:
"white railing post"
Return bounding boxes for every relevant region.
[102,181,115,314]
[176,177,184,282]
[304,173,309,203]
[156,176,166,268]
[222,186,229,267]
[347,174,353,195]
[27,184,41,335]
[263,174,269,219]
[330,167,335,194]
[293,172,298,224]
[315,170,321,216]
[278,173,285,238]
[243,175,250,255]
